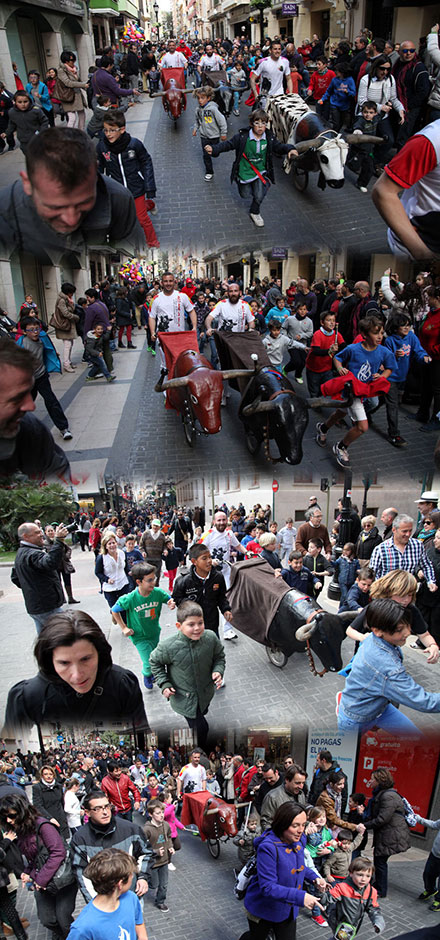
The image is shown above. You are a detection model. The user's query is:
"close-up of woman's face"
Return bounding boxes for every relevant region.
[106,538,117,552]
[52,639,99,694]
[283,811,306,843]
[41,768,55,784]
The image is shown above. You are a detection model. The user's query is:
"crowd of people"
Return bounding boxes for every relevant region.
[1,263,440,475]
[0,741,437,940]
[1,26,440,246]
[4,489,440,738]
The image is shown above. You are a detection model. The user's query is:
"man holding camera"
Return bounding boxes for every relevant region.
[11,521,69,633]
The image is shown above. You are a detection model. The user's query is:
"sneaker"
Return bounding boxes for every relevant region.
[356,184,368,193]
[388,435,407,447]
[418,890,437,901]
[85,376,98,382]
[62,429,73,440]
[250,212,264,227]
[315,422,327,447]
[428,900,440,912]
[420,418,440,432]
[143,675,154,691]
[224,628,238,640]
[233,109,240,115]
[333,440,351,467]
[312,915,329,927]
[296,376,304,384]
[150,205,158,215]
[168,862,176,871]
[156,903,169,913]
[204,173,213,180]
[106,375,116,383]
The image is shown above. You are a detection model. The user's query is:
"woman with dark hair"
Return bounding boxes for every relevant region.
[364,767,411,897]
[238,801,326,940]
[3,610,148,730]
[0,793,76,939]
[32,767,69,841]
[357,55,405,167]
[316,771,361,833]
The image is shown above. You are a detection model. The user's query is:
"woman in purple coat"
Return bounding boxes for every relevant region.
[240,802,326,939]
[0,793,77,939]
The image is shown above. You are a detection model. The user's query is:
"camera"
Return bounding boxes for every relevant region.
[64,522,78,533]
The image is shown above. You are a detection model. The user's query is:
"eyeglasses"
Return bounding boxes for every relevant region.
[401,48,415,53]
[90,804,111,813]
[25,327,40,332]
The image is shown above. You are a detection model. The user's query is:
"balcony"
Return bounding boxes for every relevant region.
[89,0,119,14]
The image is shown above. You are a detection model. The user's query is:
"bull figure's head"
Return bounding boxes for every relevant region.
[156,367,254,435]
[242,391,309,464]
[294,132,348,189]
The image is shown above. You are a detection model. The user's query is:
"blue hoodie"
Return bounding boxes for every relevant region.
[321,75,356,110]
[244,828,318,923]
[384,331,427,383]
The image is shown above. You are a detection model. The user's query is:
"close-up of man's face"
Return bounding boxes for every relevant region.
[21,163,98,234]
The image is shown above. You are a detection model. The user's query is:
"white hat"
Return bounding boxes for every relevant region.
[152,519,161,526]
[415,491,439,503]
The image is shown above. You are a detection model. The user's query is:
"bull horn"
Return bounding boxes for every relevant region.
[150,91,167,97]
[220,368,256,380]
[306,396,350,409]
[293,138,324,153]
[154,375,190,391]
[345,133,382,145]
[242,398,277,416]
[337,610,359,622]
[295,618,319,642]
[205,807,220,815]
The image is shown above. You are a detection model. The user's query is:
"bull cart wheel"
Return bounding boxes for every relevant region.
[207,837,220,858]
[266,646,288,668]
[182,397,196,447]
[292,165,309,192]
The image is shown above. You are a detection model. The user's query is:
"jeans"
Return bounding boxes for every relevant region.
[315,100,330,121]
[31,606,64,635]
[284,346,307,378]
[338,701,421,735]
[329,106,351,132]
[148,864,169,904]
[385,381,402,437]
[103,336,114,373]
[306,368,334,398]
[357,152,375,187]
[373,853,389,897]
[423,851,440,901]
[237,176,270,214]
[33,372,68,431]
[201,135,219,173]
[87,353,111,379]
[35,881,77,939]
[135,195,159,248]
[103,584,131,608]
[118,809,133,821]
[198,328,219,367]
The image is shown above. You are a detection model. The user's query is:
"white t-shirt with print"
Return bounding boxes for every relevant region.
[150,290,194,332]
[254,56,291,96]
[178,762,207,793]
[161,52,187,68]
[211,298,254,332]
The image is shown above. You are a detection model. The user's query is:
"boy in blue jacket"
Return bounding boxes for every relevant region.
[281,551,323,596]
[318,64,356,131]
[97,109,159,248]
[17,317,72,440]
[384,310,431,447]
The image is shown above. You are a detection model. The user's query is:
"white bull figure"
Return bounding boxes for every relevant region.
[266,94,380,191]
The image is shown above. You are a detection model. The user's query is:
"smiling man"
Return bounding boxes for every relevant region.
[11,520,68,633]
[0,127,141,263]
[0,338,69,479]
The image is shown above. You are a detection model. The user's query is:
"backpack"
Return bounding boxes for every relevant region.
[400,795,418,828]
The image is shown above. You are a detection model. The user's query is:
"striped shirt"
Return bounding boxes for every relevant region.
[370,536,435,583]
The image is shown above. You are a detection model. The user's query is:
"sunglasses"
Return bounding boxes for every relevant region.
[402,49,415,53]
[378,66,391,71]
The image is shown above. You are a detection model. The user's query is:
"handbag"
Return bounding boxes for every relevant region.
[35,822,75,895]
[54,77,75,104]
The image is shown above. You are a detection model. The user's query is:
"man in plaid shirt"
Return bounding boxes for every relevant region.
[370,513,437,589]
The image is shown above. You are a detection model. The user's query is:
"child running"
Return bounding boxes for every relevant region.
[149,600,225,749]
[326,857,385,939]
[112,562,176,691]
[384,309,431,447]
[67,849,147,940]
[414,809,440,911]
[204,109,297,227]
[306,310,344,399]
[315,316,396,468]
[192,85,227,181]
[143,799,174,912]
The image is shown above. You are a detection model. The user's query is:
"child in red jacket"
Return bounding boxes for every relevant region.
[326,856,385,939]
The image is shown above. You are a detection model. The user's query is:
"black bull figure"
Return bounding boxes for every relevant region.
[228,557,355,675]
[215,330,350,465]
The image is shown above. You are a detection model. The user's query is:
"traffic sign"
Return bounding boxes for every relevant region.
[272,480,279,492]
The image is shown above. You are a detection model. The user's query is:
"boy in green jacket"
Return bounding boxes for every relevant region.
[149,600,225,748]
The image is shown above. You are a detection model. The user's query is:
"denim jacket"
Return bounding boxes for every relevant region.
[339,632,440,725]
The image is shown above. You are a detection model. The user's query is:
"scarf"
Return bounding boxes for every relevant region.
[394,54,419,112]
[105,131,131,154]
[65,63,79,78]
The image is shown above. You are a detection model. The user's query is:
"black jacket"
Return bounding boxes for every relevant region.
[168,516,193,550]
[392,59,431,110]
[355,526,382,561]
[172,567,230,633]
[365,786,411,858]
[211,128,293,184]
[309,761,348,808]
[71,815,153,902]
[11,540,64,614]
[96,134,156,199]
[4,665,148,730]
[5,104,49,149]
[32,782,69,840]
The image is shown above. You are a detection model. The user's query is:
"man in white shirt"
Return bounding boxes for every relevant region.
[160,40,187,70]
[149,272,197,367]
[206,283,255,335]
[250,39,293,100]
[198,43,225,74]
[201,510,250,639]
[176,749,207,796]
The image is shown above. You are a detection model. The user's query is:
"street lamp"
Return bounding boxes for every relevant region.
[153,0,160,40]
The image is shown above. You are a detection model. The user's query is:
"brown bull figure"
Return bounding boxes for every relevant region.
[155,346,255,444]
[151,67,191,124]
[201,796,238,840]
